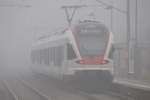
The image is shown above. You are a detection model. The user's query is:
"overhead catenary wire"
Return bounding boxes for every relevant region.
[96,0,126,13]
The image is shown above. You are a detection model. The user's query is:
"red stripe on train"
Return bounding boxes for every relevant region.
[79,56,108,65]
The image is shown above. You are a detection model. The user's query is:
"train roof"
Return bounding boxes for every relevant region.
[37,29,67,41]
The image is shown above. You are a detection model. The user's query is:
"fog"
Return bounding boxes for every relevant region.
[0,0,150,77]
[0,1,150,100]
[0,0,66,76]
[0,0,123,76]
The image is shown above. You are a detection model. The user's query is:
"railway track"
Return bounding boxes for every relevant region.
[102,90,135,100]
[4,79,51,100]
[0,80,18,100]
[65,86,135,100]
[21,73,136,100]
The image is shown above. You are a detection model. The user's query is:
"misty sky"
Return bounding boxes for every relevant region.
[0,0,149,74]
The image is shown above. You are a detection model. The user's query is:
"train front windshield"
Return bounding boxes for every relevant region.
[74,22,109,64]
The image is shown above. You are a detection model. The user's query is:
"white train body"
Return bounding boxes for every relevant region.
[31,20,114,80]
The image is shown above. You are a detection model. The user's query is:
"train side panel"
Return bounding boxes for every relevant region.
[31,42,69,79]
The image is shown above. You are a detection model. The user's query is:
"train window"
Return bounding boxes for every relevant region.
[54,46,59,67]
[43,49,46,64]
[47,46,64,67]
[48,48,50,65]
[36,50,40,64]
[52,47,55,64]
[40,49,43,64]
[67,43,77,60]
[74,23,109,57]
[32,49,43,64]
[34,51,37,64]
[39,49,42,64]
[45,48,49,65]
[36,50,39,64]
[40,48,48,65]
[43,49,45,65]
[49,47,53,65]
[54,46,64,67]
[48,47,55,66]
[33,50,36,64]
[53,47,58,66]
[44,49,47,65]
[34,46,64,66]
[77,36,107,56]
[34,50,37,64]
[38,50,40,64]
[31,50,35,64]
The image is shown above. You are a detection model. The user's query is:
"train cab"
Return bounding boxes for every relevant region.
[31,20,114,88]
[66,20,114,75]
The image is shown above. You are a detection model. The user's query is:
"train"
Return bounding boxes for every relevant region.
[31,20,114,88]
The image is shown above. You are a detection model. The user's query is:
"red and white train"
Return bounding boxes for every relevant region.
[31,20,114,85]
